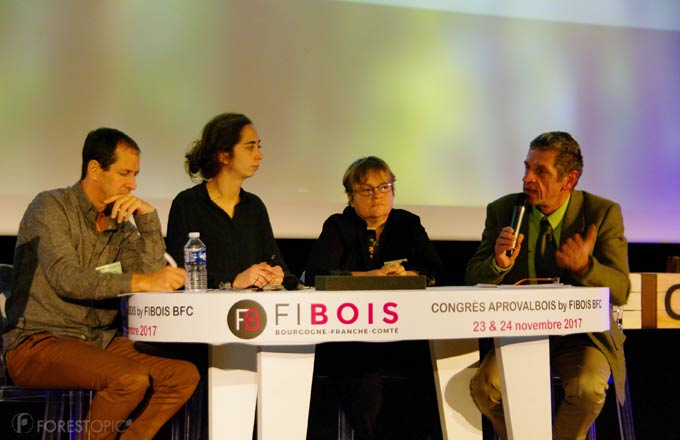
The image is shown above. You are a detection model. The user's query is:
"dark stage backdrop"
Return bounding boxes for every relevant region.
[1,235,680,438]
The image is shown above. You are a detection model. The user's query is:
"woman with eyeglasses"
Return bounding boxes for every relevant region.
[305,156,442,440]
[305,156,441,285]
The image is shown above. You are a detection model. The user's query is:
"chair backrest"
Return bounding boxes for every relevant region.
[0,263,12,327]
[0,264,12,386]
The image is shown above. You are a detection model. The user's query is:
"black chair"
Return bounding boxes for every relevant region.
[490,373,634,440]
[2,264,201,440]
[490,306,635,440]
[1,264,94,440]
[585,305,635,440]
[548,374,634,440]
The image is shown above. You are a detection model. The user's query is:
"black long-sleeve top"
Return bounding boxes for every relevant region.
[166,182,289,289]
[304,206,442,286]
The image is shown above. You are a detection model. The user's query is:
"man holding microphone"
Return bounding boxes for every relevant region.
[466,131,630,440]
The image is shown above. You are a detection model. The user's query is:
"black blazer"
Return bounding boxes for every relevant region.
[305,206,442,286]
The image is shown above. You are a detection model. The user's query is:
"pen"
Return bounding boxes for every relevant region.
[164,252,178,268]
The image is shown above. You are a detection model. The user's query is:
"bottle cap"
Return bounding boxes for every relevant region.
[189,232,200,238]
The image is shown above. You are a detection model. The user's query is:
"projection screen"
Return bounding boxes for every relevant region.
[1,0,679,242]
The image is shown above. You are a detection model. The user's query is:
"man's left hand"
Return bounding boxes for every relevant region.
[556,224,597,274]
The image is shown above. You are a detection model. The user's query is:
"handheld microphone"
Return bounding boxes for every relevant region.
[282,274,303,291]
[506,193,528,257]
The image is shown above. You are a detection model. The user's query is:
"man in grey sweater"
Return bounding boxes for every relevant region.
[2,127,199,440]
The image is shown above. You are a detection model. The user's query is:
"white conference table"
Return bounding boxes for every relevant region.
[125,285,610,440]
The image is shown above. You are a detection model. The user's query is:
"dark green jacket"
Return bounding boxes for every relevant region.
[465,190,630,404]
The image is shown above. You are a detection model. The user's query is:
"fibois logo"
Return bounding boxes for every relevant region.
[227,300,267,339]
[226,299,400,340]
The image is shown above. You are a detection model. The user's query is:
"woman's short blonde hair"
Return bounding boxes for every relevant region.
[342,156,396,196]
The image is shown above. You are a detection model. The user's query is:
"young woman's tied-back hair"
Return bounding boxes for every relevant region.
[185,113,253,181]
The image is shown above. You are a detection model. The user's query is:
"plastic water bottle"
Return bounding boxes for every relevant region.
[184,232,207,292]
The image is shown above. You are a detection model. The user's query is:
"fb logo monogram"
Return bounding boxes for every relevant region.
[240,308,260,330]
[228,300,267,339]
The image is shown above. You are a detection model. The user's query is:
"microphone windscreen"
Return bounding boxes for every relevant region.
[514,192,528,206]
[282,274,300,291]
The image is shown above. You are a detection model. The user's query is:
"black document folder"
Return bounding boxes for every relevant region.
[314,275,426,291]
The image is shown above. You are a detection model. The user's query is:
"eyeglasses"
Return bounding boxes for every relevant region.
[355,182,394,197]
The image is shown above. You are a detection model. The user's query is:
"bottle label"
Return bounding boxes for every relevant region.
[185,250,207,264]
